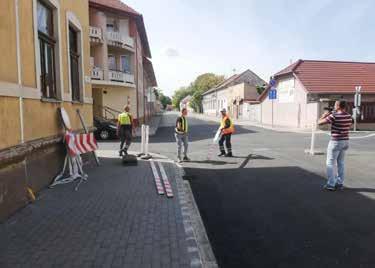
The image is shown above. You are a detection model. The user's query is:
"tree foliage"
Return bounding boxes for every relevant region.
[171,86,193,110]
[256,84,267,95]
[157,90,172,109]
[172,73,224,112]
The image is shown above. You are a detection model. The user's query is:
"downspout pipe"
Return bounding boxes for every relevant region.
[135,32,140,123]
[15,0,24,143]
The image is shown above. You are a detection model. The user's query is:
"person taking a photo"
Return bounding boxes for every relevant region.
[318,100,353,191]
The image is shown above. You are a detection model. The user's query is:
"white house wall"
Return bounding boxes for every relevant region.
[244,103,261,122]
[260,76,309,128]
[202,92,217,116]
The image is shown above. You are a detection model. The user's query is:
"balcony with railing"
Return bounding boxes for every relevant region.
[106,31,135,50]
[122,36,135,48]
[109,70,135,84]
[91,67,104,80]
[89,26,103,42]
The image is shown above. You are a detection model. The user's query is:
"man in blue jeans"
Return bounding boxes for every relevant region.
[318,100,353,191]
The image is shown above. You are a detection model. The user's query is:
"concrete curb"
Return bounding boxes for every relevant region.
[173,163,219,268]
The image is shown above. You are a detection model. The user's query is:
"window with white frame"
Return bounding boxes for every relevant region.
[108,55,116,70]
[121,55,131,74]
[67,11,84,102]
[37,0,57,99]
[34,0,63,100]
[69,25,80,101]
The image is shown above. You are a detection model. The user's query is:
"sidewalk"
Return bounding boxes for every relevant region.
[0,152,205,268]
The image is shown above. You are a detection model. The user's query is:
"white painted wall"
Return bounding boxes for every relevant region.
[202,92,217,116]
[260,76,309,128]
[243,103,261,122]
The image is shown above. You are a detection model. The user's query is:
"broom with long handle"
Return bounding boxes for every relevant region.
[207,128,222,160]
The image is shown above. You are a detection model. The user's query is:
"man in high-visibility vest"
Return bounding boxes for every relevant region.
[175,108,190,163]
[218,108,234,157]
[117,106,134,156]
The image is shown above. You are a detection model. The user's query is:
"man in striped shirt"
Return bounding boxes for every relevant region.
[318,100,353,191]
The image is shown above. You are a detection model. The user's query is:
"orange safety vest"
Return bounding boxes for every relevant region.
[221,116,234,134]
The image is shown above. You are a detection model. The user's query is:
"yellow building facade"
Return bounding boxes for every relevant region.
[0,0,93,221]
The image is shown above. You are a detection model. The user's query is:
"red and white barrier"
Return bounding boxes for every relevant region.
[66,131,98,156]
[51,131,98,190]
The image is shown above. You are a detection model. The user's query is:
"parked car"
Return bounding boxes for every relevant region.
[94,117,118,140]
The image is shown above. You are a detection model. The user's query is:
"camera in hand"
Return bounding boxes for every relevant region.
[323,107,333,113]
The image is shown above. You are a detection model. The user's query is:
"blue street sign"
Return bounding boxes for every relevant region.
[268,88,277,100]
[270,79,276,87]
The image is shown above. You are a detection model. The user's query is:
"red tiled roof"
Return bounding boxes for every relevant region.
[274,60,302,77]
[275,60,375,94]
[89,0,140,15]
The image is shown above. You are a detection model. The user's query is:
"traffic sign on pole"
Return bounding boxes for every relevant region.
[268,88,277,100]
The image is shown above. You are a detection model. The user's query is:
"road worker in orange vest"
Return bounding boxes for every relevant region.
[117,106,134,156]
[218,108,235,157]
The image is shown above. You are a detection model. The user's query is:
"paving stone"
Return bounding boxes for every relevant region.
[0,159,193,267]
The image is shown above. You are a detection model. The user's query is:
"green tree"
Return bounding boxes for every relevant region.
[189,73,224,113]
[156,90,172,109]
[172,86,193,110]
[172,73,224,112]
[256,84,267,95]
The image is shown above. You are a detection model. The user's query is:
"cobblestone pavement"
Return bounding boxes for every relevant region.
[0,157,198,268]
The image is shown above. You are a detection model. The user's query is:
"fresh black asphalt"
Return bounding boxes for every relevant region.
[98,112,375,268]
[156,113,375,268]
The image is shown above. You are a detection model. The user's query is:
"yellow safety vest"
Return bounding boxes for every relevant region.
[176,116,188,133]
[220,116,234,134]
[118,112,132,125]
[181,116,188,133]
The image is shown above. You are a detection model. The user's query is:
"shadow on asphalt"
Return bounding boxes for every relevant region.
[187,160,238,165]
[150,124,256,143]
[239,154,274,169]
[184,166,375,268]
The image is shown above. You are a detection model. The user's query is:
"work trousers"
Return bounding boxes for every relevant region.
[175,133,188,159]
[120,125,132,152]
[219,133,232,153]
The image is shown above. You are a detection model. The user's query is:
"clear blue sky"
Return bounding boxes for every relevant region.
[123,0,375,97]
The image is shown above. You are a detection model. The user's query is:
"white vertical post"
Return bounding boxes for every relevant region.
[141,124,145,154]
[271,99,274,128]
[145,125,149,156]
[310,122,316,155]
[354,86,362,132]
